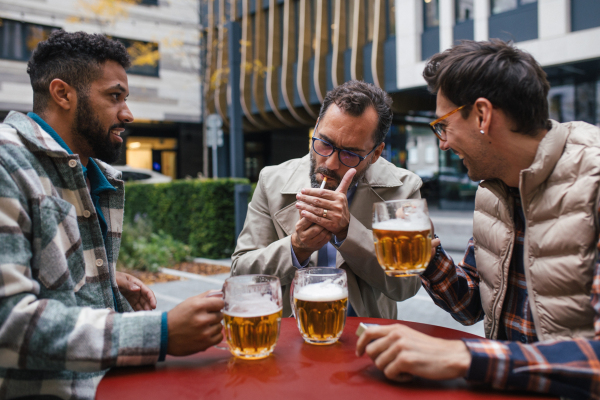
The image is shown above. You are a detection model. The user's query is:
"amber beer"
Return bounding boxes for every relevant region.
[373,223,432,276]
[293,284,348,345]
[224,305,283,360]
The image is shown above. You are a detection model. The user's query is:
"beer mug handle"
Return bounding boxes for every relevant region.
[290,276,296,318]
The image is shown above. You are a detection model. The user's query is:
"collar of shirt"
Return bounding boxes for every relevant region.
[27,112,116,196]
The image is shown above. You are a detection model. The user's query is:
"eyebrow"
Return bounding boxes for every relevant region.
[107,84,128,95]
[317,133,366,153]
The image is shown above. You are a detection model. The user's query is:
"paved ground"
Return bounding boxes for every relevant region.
[150,209,484,337]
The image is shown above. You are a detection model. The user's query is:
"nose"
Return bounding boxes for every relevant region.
[438,139,450,151]
[119,103,134,123]
[325,150,340,170]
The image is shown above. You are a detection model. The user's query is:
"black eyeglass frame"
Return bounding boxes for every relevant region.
[311,122,379,168]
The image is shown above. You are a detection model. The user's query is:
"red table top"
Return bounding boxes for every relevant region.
[96,317,556,400]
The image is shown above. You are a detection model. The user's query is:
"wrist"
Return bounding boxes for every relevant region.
[291,234,312,264]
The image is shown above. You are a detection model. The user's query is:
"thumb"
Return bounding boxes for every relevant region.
[130,283,141,291]
[335,168,356,194]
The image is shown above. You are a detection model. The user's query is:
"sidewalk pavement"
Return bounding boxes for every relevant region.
[150,209,484,337]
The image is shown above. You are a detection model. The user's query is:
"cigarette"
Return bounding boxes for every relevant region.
[320,177,327,189]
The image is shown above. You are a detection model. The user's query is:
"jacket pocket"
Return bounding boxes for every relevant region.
[30,195,85,291]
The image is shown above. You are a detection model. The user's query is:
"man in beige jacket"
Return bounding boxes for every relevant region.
[231,81,422,318]
[357,40,600,399]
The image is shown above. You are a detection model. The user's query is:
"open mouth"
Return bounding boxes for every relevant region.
[110,129,124,142]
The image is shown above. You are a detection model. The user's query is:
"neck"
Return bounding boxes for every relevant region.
[40,110,90,167]
[500,128,548,188]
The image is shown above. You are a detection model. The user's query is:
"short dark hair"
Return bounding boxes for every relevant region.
[423,39,551,135]
[27,30,131,114]
[318,80,393,145]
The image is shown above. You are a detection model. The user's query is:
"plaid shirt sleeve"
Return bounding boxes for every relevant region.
[420,238,485,325]
[463,213,600,400]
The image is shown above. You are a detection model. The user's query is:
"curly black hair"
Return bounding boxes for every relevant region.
[27,30,131,114]
[318,81,393,146]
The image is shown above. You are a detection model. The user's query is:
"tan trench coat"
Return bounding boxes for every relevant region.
[231,154,423,318]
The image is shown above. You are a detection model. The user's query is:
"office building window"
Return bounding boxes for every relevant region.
[491,0,536,15]
[365,1,374,42]
[423,0,439,28]
[0,19,59,62]
[346,0,354,47]
[139,0,158,6]
[387,0,396,37]
[113,37,160,77]
[456,0,473,22]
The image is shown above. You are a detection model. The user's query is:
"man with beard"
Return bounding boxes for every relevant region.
[231,80,422,318]
[0,31,223,399]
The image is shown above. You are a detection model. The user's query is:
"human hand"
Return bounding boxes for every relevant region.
[356,324,471,382]
[116,271,157,311]
[167,291,224,356]
[291,217,333,264]
[430,221,440,260]
[295,168,357,240]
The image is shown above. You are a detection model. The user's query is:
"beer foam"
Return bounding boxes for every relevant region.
[226,293,281,318]
[372,214,430,232]
[294,281,348,302]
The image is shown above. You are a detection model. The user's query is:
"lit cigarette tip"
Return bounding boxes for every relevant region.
[320,177,327,189]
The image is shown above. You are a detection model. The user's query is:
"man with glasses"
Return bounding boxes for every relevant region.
[232,80,422,318]
[357,40,600,399]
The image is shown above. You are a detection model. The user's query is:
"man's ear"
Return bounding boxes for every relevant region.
[369,142,386,164]
[48,79,76,111]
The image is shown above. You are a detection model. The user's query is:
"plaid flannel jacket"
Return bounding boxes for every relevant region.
[0,112,162,400]
[421,202,600,400]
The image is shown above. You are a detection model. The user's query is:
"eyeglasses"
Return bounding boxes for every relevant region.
[311,125,378,168]
[429,105,466,141]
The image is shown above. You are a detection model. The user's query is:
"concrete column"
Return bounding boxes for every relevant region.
[473,0,489,41]
[439,0,455,51]
[539,0,570,39]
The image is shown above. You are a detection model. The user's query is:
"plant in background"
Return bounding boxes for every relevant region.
[118,218,192,272]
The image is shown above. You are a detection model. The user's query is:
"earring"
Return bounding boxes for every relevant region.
[480,130,485,134]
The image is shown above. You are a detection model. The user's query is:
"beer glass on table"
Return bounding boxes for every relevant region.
[372,199,432,277]
[223,275,283,360]
[292,267,348,345]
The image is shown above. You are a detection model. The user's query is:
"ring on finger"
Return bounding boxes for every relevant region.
[323,209,328,218]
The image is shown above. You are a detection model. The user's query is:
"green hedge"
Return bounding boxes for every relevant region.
[124,178,249,259]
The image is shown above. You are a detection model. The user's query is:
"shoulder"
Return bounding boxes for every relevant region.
[366,157,423,195]
[562,121,600,148]
[257,156,307,187]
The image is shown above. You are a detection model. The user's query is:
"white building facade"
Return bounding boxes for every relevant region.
[0,0,205,179]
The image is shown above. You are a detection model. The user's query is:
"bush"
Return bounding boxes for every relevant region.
[123,178,249,258]
[118,219,192,272]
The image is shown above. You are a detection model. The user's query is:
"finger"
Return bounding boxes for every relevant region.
[300,210,332,230]
[296,201,331,219]
[356,325,395,356]
[193,296,225,312]
[295,216,313,232]
[335,168,356,194]
[296,194,336,209]
[139,286,157,309]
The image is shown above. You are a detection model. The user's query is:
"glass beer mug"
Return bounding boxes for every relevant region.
[222,275,283,360]
[372,199,432,277]
[291,267,348,345]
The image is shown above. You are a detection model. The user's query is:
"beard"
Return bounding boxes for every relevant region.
[72,94,123,164]
[309,152,371,189]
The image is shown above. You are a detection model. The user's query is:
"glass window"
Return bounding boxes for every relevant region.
[387,0,396,37]
[113,37,160,77]
[346,0,354,47]
[365,0,374,42]
[548,84,575,123]
[456,0,473,23]
[491,0,536,15]
[139,0,158,5]
[423,0,439,29]
[0,19,58,62]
